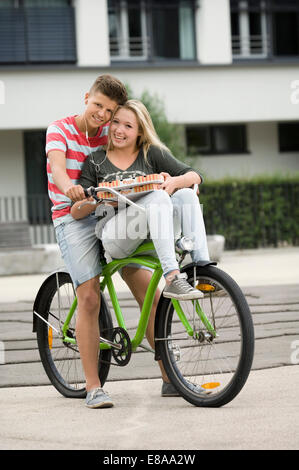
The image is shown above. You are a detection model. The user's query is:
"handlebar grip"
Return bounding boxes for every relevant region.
[84,186,102,203]
[84,187,94,198]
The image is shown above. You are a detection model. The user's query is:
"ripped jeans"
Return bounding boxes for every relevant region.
[101,188,210,277]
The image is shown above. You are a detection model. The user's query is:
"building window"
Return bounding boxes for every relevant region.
[278,122,299,152]
[108,0,196,61]
[272,1,299,56]
[231,0,299,59]
[230,0,269,58]
[109,0,148,59]
[186,124,248,155]
[0,0,76,65]
[24,130,52,224]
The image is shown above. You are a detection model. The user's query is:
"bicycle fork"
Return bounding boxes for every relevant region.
[171,297,217,340]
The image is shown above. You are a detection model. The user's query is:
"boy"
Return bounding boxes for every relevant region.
[46,75,128,408]
[47,74,175,408]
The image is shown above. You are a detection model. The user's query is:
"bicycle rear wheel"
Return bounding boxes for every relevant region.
[156,265,254,407]
[35,272,112,398]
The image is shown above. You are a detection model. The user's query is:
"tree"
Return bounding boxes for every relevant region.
[126,85,187,162]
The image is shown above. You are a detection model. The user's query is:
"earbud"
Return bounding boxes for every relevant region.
[83,113,88,140]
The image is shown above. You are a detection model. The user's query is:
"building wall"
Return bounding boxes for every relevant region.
[72,0,232,67]
[0,64,298,130]
[196,0,232,64]
[197,122,299,180]
[0,0,299,204]
[74,0,110,67]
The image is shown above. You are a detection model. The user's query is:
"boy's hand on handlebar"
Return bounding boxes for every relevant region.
[65,184,86,202]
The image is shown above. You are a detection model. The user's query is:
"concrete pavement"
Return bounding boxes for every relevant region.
[0,245,298,303]
[0,365,299,450]
[0,246,299,450]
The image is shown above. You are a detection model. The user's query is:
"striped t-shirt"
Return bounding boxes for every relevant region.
[46,115,109,225]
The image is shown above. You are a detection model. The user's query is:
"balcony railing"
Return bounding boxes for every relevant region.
[110,36,150,60]
[0,195,55,246]
[232,34,270,57]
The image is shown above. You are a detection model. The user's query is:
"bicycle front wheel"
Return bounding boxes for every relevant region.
[35,272,113,398]
[156,265,254,407]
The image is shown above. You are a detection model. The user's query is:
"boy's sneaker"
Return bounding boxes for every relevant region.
[163,273,204,300]
[161,381,180,397]
[161,380,209,397]
[85,387,114,409]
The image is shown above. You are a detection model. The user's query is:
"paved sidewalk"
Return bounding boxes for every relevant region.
[0,366,298,450]
[0,246,298,450]
[0,246,298,303]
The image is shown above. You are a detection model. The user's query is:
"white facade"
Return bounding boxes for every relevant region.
[74,0,110,67]
[195,0,232,64]
[0,0,299,201]
[1,64,299,130]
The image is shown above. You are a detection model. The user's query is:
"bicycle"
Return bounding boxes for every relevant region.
[33,184,254,407]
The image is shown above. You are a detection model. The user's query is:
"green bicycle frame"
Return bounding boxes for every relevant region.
[61,241,216,349]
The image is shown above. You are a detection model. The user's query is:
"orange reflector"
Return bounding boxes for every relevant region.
[196,283,215,292]
[202,382,220,390]
[48,327,53,350]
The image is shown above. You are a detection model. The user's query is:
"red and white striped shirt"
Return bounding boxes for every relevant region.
[46,115,108,225]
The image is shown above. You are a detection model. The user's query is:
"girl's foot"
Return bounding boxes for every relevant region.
[163,273,204,300]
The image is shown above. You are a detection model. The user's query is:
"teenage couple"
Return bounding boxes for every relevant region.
[46,74,210,409]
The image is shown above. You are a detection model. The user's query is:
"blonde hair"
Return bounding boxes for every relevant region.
[107,99,169,161]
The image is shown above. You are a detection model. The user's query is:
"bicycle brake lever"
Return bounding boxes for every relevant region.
[79,187,102,209]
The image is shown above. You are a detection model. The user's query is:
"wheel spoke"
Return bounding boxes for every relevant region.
[36,273,112,397]
[158,267,254,407]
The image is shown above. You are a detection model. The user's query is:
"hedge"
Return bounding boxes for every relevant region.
[198,175,299,250]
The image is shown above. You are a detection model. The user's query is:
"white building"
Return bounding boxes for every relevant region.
[0,0,299,242]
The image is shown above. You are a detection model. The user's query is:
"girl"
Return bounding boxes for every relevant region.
[71,99,210,301]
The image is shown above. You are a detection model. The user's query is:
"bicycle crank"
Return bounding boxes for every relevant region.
[100,327,132,367]
[111,327,132,366]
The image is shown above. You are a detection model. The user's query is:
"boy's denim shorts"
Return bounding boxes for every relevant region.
[55,215,102,289]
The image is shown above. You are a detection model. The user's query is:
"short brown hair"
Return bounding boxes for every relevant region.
[89,74,128,105]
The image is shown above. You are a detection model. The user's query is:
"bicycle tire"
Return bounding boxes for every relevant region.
[156,265,254,407]
[36,272,113,398]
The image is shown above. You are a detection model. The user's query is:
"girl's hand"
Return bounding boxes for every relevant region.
[160,172,171,181]
[160,173,178,195]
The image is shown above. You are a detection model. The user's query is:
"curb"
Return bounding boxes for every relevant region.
[0,235,225,276]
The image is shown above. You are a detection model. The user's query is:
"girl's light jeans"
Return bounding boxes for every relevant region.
[101,188,210,277]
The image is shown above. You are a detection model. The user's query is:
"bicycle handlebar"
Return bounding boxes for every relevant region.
[82,183,198,212]
[83,186,146,212]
